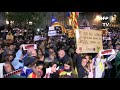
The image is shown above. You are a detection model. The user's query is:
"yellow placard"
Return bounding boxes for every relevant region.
[76,29,103,53]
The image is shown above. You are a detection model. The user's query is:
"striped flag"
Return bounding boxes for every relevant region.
[67,12,79,30]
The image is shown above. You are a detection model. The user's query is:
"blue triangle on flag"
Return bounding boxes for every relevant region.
[51,17,57,23]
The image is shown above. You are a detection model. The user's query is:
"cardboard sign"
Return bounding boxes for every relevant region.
[103,37,111,40]
[76,29,103,53]
[23,44,37,50]
[49,26,54,30]
[48,30,57,36]
[99,49,115,56]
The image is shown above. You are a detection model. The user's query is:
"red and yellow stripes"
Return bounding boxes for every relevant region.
[68,12,79,30]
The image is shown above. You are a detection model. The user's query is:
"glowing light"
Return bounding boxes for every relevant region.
[6,20,9,25]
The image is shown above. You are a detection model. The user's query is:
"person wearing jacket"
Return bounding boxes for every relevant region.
[77,56,88,78]
[58,49,70,67]
[11,45,23,70]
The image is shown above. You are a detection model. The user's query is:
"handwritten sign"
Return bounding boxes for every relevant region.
[99,49,115,56]
[76,29,103,53]
[23,44,37,50]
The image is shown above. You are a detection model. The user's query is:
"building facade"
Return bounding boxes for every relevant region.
[41,12,68,28]
[0,12,6,26]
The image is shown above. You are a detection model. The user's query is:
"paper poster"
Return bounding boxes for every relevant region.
[49,26,54,30]
[0,63,5,78]
[103,37,111,40]
[34,35,40,41]
[48,30,57,36]
[22,44,37,50]
[99,49,115,56]
[76,29,103,53]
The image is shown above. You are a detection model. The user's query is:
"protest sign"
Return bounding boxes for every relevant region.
[103,37,111,40]
[99,49,115,56]
[34,35,40,41]
[0,63,5,78]
[22,44,37,50]
[48,30,57,36]
[76,29,103,53]
[49,26,54,30]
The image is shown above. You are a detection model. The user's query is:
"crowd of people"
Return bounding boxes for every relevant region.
[0,27,120,78]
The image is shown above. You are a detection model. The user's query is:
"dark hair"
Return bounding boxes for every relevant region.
[49,47,54,51]
[48,62,57,68]
[36,61,44,66]
[37,48,44,56]
[4,54,13,62]
[81,56,86,60]
[64,59,77,78]
[3,61,15,74]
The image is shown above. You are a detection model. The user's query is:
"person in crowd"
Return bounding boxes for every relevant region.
[58,49,70,66]
[37,48,45,61]
[44,52,57,62]
[59,59,77,78]
[73,48,82,77]
[44,62,59,78]
[22,48,37,64]
[0,46,4,62]
[3,61,24,78]
[20,56,41,78]
[35,61,44,78]
[2,44,15,57]
[77,56,88,78]
[85,58,94,78]
[11,44,24,70]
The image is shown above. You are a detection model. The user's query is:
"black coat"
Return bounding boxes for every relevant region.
[73,54,88,78]
[59,54,70,65]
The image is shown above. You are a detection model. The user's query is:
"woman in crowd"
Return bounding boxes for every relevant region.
[37,48,45,62]
[77,56,88,78]
[3,61,24,78]
[44,62,59,78]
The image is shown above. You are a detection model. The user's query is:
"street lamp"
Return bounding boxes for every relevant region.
[37,29,40,32]
[94,15,102,27]
[95,15,101,22]
[6,20,9,25]
[29,21,33,25]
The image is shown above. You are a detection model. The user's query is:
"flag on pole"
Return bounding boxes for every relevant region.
[67,12,79,30]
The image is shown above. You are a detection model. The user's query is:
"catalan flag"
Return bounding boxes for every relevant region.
[20,66,38,78]
[67,12,79,30]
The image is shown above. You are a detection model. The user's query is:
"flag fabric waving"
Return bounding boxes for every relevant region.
[67,12,79,30]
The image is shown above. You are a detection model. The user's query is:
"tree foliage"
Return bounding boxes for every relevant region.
[5,12,47,28]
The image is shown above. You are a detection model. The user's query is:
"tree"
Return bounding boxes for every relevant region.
[5,12,47,29]
[116,12,120,24]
